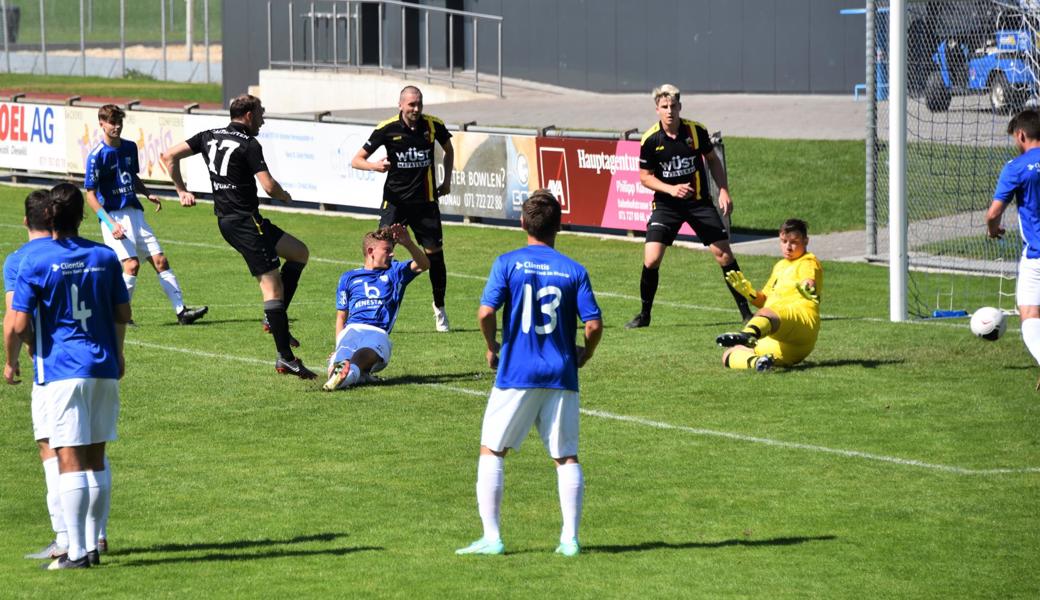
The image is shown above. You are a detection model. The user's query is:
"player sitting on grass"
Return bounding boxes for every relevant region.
[715,218,822,371]
[323,224,430,391]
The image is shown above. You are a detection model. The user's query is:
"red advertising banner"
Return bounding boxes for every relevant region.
[534,137,694,235]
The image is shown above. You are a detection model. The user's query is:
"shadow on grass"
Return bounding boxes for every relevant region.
[154,318,262,327]
[117,545,383,567]
[584,534,837,554]
[785,358,904,370]
[111,532,350,555]
[375,371,490,386]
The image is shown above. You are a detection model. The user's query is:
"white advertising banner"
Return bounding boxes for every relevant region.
[182,115,386,209]
[0,102,66,173]
[65,106,184,182]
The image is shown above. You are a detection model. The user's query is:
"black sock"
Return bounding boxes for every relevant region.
[428,250,447,307]
[280,261,306,310]
[721,261,753,319]
[263,299,294,361]
[639,265,659,315]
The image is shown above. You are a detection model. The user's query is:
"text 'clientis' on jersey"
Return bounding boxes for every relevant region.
[363,113,451,205]
[480,244,601,392]
[11,237,129,384]
[84,139,144,212]
[336,260,420,333]
[186,122,268,218]
[639,119,714,204]
[994,146,1040,258]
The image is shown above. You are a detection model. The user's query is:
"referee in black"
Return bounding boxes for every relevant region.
[351,85,455,332]
[625,84,753,329]
[162,94,317,379]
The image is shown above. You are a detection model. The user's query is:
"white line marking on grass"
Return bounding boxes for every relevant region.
[124,341,1040,476]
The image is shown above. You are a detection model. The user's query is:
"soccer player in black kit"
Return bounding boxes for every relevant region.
[625,84,753,328]
[161,94,317,379]
[351,86,455,332]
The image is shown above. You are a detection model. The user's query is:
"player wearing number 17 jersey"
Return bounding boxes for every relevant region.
[162,94,317,379]
[457,190,603,558]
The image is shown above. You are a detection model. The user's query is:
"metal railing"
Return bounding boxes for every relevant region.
[267,0,503,97]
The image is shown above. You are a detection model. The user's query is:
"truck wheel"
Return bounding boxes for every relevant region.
[925,71,951,112]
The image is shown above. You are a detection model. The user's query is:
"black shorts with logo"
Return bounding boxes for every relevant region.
[644,200,728,247]
[217,213,285,276]
[379,201,444,249]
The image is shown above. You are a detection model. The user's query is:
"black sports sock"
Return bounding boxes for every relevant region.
[639,265,659,315]
[721,260,753,319]
[280,261,306,310]
[428,250,447,307]
[263,299,294,361]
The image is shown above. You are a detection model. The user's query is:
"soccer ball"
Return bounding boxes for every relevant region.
[970,307,1006,341]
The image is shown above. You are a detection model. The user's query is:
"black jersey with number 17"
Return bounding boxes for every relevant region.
[639,119,714,205]
[186,121,269,218]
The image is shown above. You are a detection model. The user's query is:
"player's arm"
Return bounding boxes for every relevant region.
[161,141,198,207]
[133,174,162,212]
[351,147,390,173]
[986,199,1009,239]
[4,292,21,384]
[85,189,126,239]
[705,149,732,216]
[334,309,348,338]
[113,302,131,379]
[256,171,292,203]
[437,139,454,197]
[577,319,603,368]
[639,168,693,200]
[389,223,430,273]
[477,305,500,369]
[11,309,33,353]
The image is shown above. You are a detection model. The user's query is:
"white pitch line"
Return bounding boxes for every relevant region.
[124,340,1040,476]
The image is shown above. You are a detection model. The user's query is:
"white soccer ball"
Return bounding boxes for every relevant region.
[970,307,1007,341]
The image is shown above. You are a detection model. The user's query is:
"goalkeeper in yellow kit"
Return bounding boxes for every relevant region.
[715,219,822,371]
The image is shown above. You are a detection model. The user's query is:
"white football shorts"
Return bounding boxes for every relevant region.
[100,208,163,262]
[39,378,120,448]
[31,383,52,442]
[329,323,392,373]
[480,387,579,459]
[1017,256,1040,307]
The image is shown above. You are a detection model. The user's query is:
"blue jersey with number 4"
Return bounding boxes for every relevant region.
[336,260,420,333]
[12,237,129,384]
[480,244,601,392]
[84,139,144,212]
[994,146,1040,258]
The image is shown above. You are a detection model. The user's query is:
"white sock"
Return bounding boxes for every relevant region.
[123,273,137,300]
[1022,318,1040,365]
[557,463,584,543]
[43,457,67,546]
[343,364,361,388]
[98,456,111,539]
[158,269,185,314]
[476,455,504,541]
[59,471,90,561]
[84,470,109,553]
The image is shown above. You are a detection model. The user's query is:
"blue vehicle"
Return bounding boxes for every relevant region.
[925,4,1039,113]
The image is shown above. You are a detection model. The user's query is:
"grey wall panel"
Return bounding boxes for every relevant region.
[742,0,775,92]
[585,0,617,92]
[708,0,742,91]
[677,0,712,93]
[615,0,647,92]
[808,0,846,92]
[642,0,678,92]
[557,0,588,90]
[773,0,810,93]
[524,0,559,86]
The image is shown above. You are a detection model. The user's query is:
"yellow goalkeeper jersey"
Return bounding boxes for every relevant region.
[762,252,823,316]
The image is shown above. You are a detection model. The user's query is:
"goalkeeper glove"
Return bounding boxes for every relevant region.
[796,281,819,303]
[725,270,757,301]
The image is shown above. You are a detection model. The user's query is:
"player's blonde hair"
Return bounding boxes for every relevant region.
[361,227,395,256]
[652,84,681,105]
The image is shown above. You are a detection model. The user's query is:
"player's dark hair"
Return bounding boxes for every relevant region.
[522,189,562,241]
[24,189,51,232]
[780,218,808,238]
[361,227,395,256]
[229,94,263,120]
[98,104,125,123]
[1008,109,1040,140]
[48,182,84,234]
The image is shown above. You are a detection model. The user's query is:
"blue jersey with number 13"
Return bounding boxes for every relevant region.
[480,245,601,392]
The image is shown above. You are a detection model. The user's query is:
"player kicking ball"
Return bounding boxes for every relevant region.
[715,219,822,371]
[456,190,603,557]
[323,224,429,391]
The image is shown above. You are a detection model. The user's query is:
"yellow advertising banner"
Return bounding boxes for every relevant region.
[65,107,185,182]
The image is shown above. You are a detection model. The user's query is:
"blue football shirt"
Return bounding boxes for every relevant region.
[480,244,601,392]
[336,260,421,333]
[994,146,1040,258]
[4,238,51,293]
[12,237,130,384]
[84,139,144,212]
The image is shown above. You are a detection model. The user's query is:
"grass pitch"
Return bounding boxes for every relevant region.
[0,184,1037,598]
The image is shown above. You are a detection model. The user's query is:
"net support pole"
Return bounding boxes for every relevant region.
[889,0,908,321]
[865,0,877,257]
